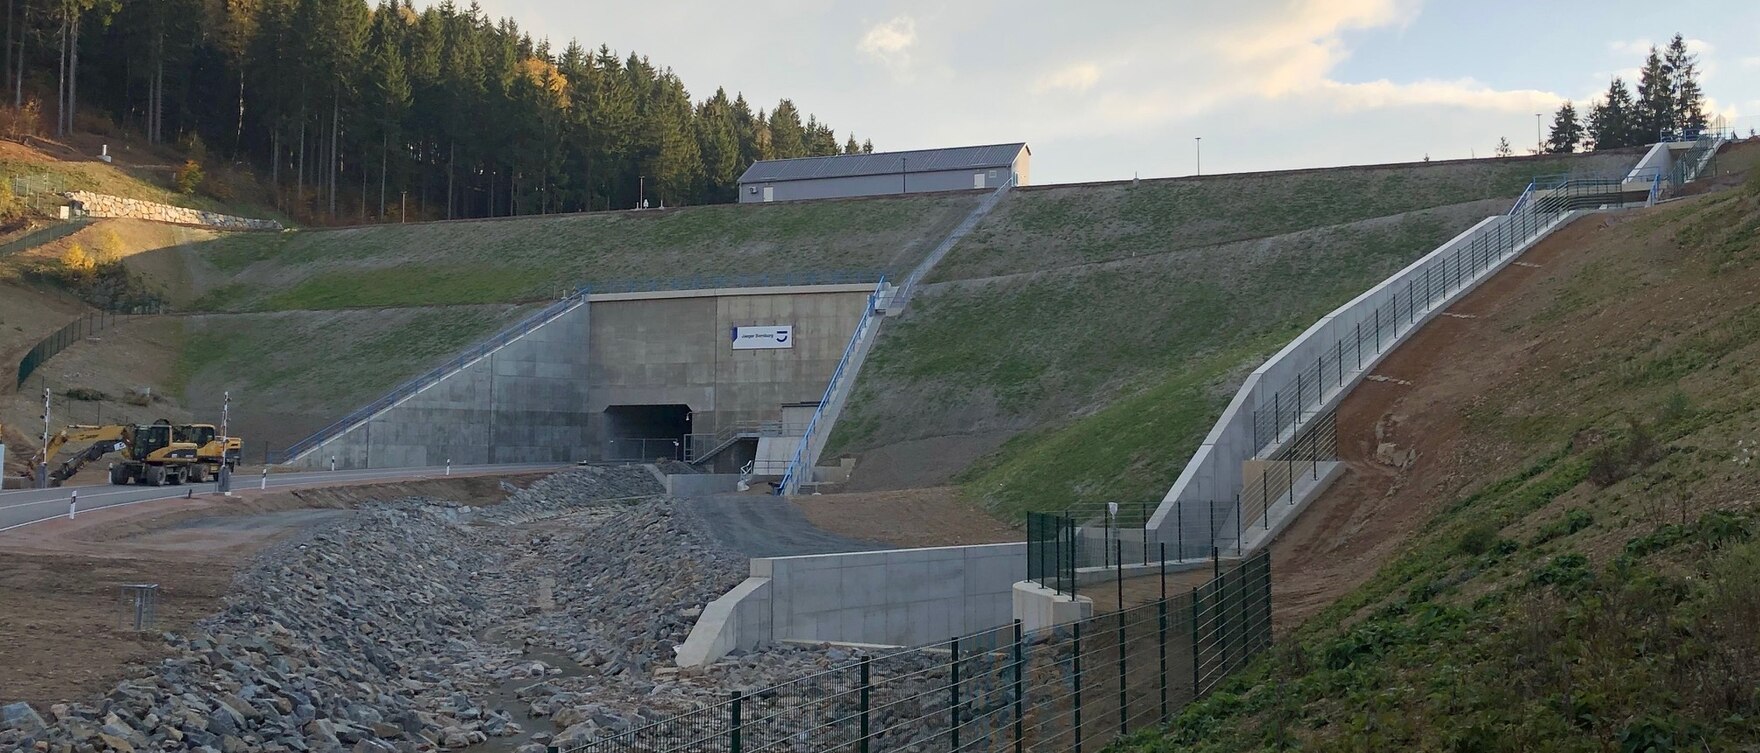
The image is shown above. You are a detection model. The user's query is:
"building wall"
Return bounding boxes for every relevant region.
[737,149,1029,203]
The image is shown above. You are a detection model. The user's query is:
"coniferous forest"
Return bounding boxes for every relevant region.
[0,0,870,222]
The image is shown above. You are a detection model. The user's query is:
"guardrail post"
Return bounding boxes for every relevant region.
[950,636,961,750]
[1012,620,1024,753]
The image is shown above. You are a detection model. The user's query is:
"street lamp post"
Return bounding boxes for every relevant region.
[1536,113,1543,155]
[1195,137,1202,176]
[901,156,908,194]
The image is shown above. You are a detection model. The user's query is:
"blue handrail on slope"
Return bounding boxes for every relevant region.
[774,279,888,494]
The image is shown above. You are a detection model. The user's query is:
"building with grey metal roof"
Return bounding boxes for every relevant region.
[737,143,1030,203]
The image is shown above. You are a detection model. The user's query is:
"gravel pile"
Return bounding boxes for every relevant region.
[477,465,662,524]
[0,467,934,753]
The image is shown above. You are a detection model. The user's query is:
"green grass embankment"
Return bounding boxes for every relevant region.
[188,192,984,311]
[1127,160,1760,751]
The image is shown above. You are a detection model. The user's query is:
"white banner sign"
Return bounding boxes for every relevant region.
[732,325,794,350]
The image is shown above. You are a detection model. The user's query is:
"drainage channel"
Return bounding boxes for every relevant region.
[462,627,590,753]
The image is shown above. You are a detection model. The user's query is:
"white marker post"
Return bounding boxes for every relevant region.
[445,458,452,477]
[330,456,336,472]
[261,467,268,490]
[68,490,77,520]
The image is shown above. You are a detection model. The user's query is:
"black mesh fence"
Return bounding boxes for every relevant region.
[15,306,166,389]
[559,550,1273,753]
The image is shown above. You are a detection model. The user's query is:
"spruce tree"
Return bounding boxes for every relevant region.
[768,99,804,159]
[1587,78,1636,150]
[1546,101,1583,153]
[1665,33,1707,135]
[1634,45,1674,143]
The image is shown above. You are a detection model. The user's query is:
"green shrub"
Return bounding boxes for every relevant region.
[62,387,108,402]
[1588,418,1663,487]
[174,159,205,195]
[1457,524,1498,556]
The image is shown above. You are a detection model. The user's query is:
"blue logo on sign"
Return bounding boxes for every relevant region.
[775,332,789,343]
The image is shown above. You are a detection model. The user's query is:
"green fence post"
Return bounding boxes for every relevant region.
[1117,541,1127,737]
[950,636,961,751]
[729,690,743,753]
[1190,586,1201,698]
[1073,620,1083,753]
[1012,620,1024,753]
[1158,543,1169,724]
[859,656,871,753]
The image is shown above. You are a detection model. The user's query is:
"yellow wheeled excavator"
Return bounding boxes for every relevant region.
[30,419,242,487]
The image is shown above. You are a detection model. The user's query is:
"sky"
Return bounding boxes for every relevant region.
[424,0,1760,185]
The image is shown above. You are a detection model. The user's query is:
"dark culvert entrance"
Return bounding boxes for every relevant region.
[602,404,692,461]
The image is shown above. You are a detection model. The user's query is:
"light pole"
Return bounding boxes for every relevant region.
[638,175,645,209]
[1536,113,1543,155]
[1195,137,1202,176]
[901,156,908,194]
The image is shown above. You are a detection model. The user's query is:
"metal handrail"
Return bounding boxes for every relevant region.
[774,279,887,490]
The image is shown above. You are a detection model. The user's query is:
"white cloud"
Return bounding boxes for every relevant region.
[1034,62,1102,93]
[1321,78,1563,113]
[858,17,916,61]
[1743,57,1760,69]
[1608,39,1655,57]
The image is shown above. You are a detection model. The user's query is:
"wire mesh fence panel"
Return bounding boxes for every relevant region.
[558,553,1270,753]
[16,308,166,389]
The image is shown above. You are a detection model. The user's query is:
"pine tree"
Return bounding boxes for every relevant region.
[1665,33,1707,135]
[1634,45,1674,143]
[843,135,859,154]
[1587,78,1637,151]
[1545,101,1583,154]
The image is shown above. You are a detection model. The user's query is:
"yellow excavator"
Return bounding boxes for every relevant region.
[31,419,242,487]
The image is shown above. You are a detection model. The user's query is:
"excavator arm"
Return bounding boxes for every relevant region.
[32,425,130,485]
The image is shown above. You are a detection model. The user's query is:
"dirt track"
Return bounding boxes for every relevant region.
[0,474,540,705]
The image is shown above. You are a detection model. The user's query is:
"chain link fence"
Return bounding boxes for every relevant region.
[559,549,1271,753]
[7,173,68,215]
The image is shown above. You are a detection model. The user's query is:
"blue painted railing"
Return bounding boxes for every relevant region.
[774,279,888,494]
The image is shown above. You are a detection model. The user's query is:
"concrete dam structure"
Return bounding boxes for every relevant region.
[288,283,881,470]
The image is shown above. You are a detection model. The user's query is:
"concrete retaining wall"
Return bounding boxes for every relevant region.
[291,303,593,469]
[662,473,742,496]
[676,542,1026,666]
[1148,207,1593,553]
[67,191,282,231]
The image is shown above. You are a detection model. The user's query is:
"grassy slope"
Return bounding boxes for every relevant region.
[932,151,1643,282]
[1131,154,1760,751]
[177,305,534,450]
[185,192,983,311]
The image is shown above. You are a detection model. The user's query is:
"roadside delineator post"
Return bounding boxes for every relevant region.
[446,458,452,477]
[261,467,268,490]
[68,490,77,520]
[330,456,336,472]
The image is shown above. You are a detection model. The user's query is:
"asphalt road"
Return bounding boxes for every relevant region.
[0,463,567,533]
[684,494,882,557]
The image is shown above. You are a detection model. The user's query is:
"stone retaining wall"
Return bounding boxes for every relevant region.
[66,191,282,231]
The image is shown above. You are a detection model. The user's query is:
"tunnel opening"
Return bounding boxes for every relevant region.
[603,404,692,461]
